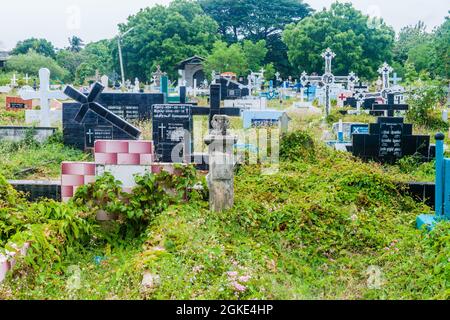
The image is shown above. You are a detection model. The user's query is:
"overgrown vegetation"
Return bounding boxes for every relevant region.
[1,130,447,300]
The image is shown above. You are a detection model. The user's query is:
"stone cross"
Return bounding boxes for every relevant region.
[152,65,166,87]
[300,48,358,117]
[378,62,393,92]
[10,73,17,87]
[204,115,238,212]
[372,93,408,117]
[391,73,402,86]
[20,68,67,127]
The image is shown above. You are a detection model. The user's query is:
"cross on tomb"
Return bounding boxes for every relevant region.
[391,73,402,86]
[20,68,67,127]
[372,93,408,117]
[64,82,141,138]
[10,73,17,87]
[300,48,359,117]
[378,62,393,91]
[192,84,241,130]
[86,129,94,144]
[159,123,166,138]
[338,93,347,101]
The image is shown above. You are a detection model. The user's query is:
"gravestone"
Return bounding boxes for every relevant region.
[219,77,249,100]
[352,117,431,163]
[63,83,142,150]
[152,104,193,163]
[370,93,408,117]
[242,110,291,133]
[19,68,67,127]
[5,97,32,111]
[97,92,164,121]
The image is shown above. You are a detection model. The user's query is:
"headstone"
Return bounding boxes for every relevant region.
[219,77,249,100]
[101,75,109,88]
[63,83,142,150]
[204,115,237,212]
[5,97,32,111]
[242,110,290,133]
[352,117,431,163]
[152,104,193,163]
[224,98,267,110]
[20,68,67,127]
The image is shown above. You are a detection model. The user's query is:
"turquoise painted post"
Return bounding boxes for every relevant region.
[338,119,344,143]
[417,133,446,230]
[435,133,445,217]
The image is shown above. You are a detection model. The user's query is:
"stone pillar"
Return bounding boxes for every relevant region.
[204,115,237,212]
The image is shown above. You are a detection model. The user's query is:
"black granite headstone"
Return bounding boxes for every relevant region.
[97,92,165,121]
[219,77,249,100]
[152,104,193,163]
[352,117,431,163]
[63,84,142,150]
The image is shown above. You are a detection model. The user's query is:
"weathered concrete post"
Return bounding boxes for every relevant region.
[204,115,238,212]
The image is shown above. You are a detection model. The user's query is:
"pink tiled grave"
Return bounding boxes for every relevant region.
[94,140,154,166]
[60,140,187,201]
[61,162,96,202]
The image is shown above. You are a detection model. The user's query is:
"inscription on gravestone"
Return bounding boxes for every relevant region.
[84,125,113,148]
[379,122,403,158]
[152,104,193,163]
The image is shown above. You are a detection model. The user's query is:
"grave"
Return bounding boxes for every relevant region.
[417,133,450,230]
[63,83,142,150]
[25,110,62,125]
[218,77,250,100]
[352,116,432,163]
[19,68,67,127]
[300,48,358,116]
[152,104,193,163]
[5,97,32,111]
[242,110,290,133]
[370,93,408,117]
[0,126,57,143]
[224,98,267,110]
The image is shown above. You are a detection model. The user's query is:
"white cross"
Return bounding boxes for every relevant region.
[391,73,402,86]
[10,73,17,87]
[20,68,67,127]
[159,123,166,138]
[300,48,355,116]
[24,74,30,85]
[378,62,393,91]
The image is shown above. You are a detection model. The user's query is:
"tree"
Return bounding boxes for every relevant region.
[56,50,86,81]
[68,36,85,53]
[203,41,248,77]
[282,2,395,80]
[115,0,219,81]
[431,14,450,79]
[5,51,68,81]
[11,38,56,58]
[203,40,269,78]
[199,0,312,76]
[393,21,430,66]
[242,40,268,72]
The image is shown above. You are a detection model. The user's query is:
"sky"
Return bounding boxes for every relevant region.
[0,0,448,51]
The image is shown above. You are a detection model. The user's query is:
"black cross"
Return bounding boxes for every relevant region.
[64,83,141,139]
[191,84,241,129]
[372,93,408,117]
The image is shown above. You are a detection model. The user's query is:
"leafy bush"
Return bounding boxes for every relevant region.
[280,130,316,162]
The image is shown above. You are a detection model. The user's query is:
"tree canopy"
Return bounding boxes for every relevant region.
[199,0,312,77]
[115,0,219,81]
[11,38,56,59]
[283,2,395,80]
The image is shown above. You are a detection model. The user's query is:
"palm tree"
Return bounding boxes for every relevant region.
[68,36,85,53]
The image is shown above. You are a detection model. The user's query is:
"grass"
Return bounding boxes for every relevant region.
[0,133,89,180]
[0,92,448,300]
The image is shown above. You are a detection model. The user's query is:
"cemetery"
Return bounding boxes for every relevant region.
[0,0,448,303]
